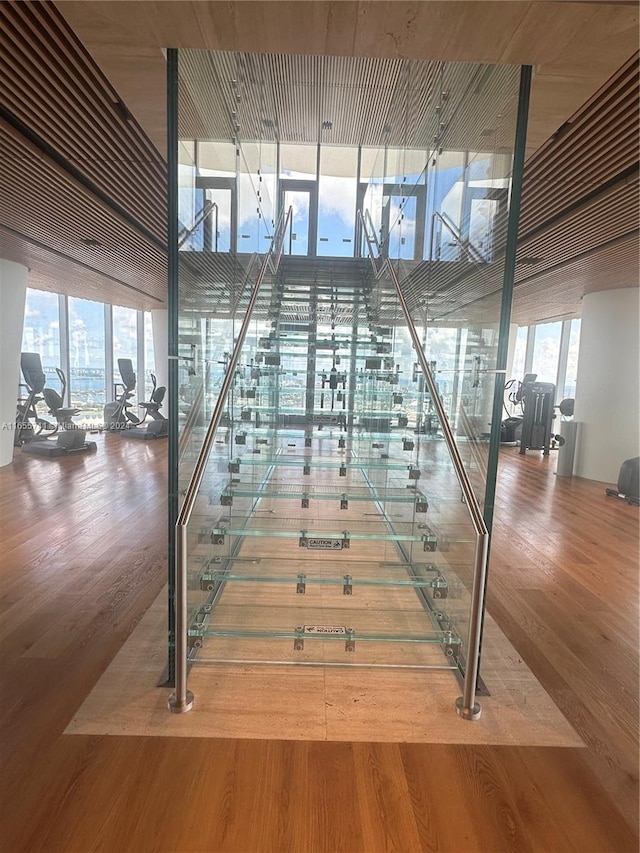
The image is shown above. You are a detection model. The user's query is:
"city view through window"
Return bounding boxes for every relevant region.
[20,290,155,427]
[20,288,580,430]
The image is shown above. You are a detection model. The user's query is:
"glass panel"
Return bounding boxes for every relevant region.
[387,193,417,260]
[280,144,317,179]
[112,305,138,404]
[180,252,478,670]
[317,146,357,257]
[237,141,274,253]
[564,319,581,398]
[197,186,232,253]
[531,321,562,384]
[68,297,106,425]
[361,147,384,250]
[198,140,236,176]
[237,172,261,252]
[385,147,427,185]
[284,189,310,255]
[178,140,198,251]
[21,289,61,393]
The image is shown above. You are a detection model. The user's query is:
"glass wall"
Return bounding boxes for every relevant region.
[317,146,358,257]
[508,319,582,404]
[564,319,581,398]
[510,326,527,384]
[144,313,156,400]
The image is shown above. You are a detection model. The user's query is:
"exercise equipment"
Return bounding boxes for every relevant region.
[606,457,640,506]
[103,358,139,430]
[15,353,56,446]
[104,358,167,439]
[519,377,556,455]
[17,353,97,457]
[501,373,570,456]
[122,371,168,440]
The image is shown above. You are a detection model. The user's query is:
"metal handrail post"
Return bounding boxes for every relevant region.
[358,210,489,720]
[168,208,291,713]
[456,533,489,720]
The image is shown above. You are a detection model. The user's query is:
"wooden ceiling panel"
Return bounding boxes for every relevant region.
[0,1,166,241]
[499,1,639,66]
[57,1,639,159]
[511,233,640,325]
[0,227,165,310]
[0,1,636,328]
[0,120,166,308]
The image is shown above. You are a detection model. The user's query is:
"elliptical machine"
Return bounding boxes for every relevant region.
[15,353,56,446]
[104,358,167,439]
[16,353,97,457]
[122,371,168,439]
[103,358,140,430]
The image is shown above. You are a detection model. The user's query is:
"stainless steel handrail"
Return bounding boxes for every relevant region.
[169,207,292,713]
[358,209,489,721]
[431,210,487,265]
[178,200,218,250]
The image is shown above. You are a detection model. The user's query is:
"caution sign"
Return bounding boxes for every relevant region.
[303,537,344,550]
[304,625,347,635]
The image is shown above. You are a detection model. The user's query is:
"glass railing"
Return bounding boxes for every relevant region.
[168,200,489,721]
[169,48,530,720]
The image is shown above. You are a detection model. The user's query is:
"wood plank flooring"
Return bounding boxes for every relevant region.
[0,433,637,852]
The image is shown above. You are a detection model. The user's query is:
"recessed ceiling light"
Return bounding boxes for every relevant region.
[83,238,101,247]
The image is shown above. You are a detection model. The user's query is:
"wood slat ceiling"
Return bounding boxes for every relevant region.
[0,0,166,241]
[0,0,167,309]
[512,50,639,321]
[397,51,639,324]
[0,1,637,326]
[178,51,520,153]
[57,1,640,157]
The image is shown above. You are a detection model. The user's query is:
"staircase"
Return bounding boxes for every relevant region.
[175,224,486,698]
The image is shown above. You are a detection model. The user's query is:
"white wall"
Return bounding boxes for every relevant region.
[0,260,28,466]
[574,288,639,483]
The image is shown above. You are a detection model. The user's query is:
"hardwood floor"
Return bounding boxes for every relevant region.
[0,434,637,852]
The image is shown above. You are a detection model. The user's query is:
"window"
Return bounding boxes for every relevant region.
[21,289,61,393]
[68,297,106,424]
[531,322,562,384]
[144,312,156,400]
[564,319,581,398]
[112,305,139,402]
[510,326,527,381]
[317,146,358,257]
